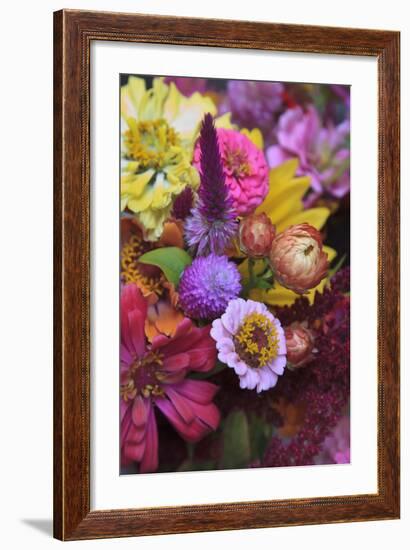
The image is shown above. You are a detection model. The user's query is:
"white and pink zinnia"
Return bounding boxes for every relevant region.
[211,298,287,393]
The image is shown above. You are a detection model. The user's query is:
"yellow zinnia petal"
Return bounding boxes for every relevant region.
[121,169,155,200]
[121,76,146,120]
[163,83,216,144]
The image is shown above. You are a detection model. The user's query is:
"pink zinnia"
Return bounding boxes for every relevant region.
[193,128,269,216]
[120,283,220,473]
[266,105,350,200]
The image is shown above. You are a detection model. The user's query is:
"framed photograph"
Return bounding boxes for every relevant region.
[54,9,400,540]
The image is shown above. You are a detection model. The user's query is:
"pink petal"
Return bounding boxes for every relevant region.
[120,399,130,423]
[140,403,158,473]
[120,344,133,364]
[187,347,217,371]
[121,284,147,355]
[163,353,190,372]
[165,387,195,424]
[123,438,146,463]
[174,379,218,404]
[131,395,149,428]
[189,400,221,430]
[127,310,146,357]
[155,398,208,442]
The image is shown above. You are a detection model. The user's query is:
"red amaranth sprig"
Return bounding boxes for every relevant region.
[259,268,350,467]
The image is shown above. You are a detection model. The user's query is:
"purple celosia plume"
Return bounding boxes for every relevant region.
[185,113,237,256]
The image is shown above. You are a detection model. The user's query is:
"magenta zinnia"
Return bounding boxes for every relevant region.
[184,113,237,256]
[120,283,220,473]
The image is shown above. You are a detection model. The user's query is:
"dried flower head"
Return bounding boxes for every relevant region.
[269,223,328,294]
[239,212,276,258]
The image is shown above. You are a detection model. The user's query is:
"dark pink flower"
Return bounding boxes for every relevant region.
[267,105,350,200]
[120,283,220,473]
[239,212,276,258]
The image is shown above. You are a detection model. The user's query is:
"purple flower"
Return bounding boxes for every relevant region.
[221,80,284,143]
[185,113,237,255]
[179,254,241,321]
[211,298,287,393]
[163,76,208,97]
[267,105,350,201]
[172,187,194,220]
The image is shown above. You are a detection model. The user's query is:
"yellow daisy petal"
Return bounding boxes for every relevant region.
[249,286,298,308]
[264,179,312,226]
[277,207,330,233]
[214,112,236,130]
[323,246,337,263]
[241,128,264,150]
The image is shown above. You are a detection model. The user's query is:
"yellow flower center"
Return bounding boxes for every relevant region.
[121,351,165,401]
[123,118,181,170]
[234,313,279,368]
[121,234,164,298]
[225,148,251,178]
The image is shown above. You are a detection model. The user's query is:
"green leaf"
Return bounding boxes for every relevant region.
[253,278,272,290]
[138,247,192,287]
[221,410,251,469]
[328,253,347,279]
[249,414,273,461]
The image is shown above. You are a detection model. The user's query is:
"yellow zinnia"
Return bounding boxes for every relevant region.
[239,158,336,306]
[121,77,217,241]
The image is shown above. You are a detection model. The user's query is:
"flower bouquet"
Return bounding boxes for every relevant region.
[120,76,350,474]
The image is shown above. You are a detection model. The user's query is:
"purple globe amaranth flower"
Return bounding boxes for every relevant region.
[185,113,237,256]
[267,105,350,202]
[179,254,241,321]
[221,80,285,144]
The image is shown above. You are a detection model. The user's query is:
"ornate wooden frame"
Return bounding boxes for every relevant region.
[53,9,400,540]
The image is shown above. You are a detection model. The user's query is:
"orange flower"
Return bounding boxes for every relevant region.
[145,300,185,342]
[274,398,307,438]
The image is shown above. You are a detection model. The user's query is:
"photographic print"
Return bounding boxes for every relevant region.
[119,74,350,475]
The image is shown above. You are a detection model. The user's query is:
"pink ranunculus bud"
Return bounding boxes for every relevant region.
[269,223,328,294]
[284,322,315,368]
[239,212,276,258]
